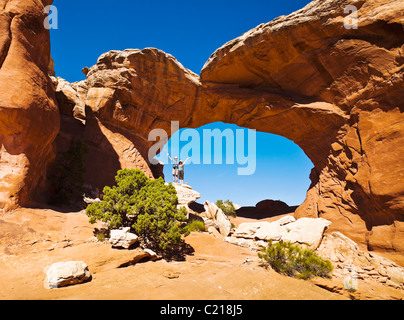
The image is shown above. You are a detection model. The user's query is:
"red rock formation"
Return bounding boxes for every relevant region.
[0,0,59,211]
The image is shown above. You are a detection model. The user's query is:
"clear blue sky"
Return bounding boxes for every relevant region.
[50,0,314,207]
[160,123,313,207]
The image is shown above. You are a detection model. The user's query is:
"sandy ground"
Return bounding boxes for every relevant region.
[0,208,402,300]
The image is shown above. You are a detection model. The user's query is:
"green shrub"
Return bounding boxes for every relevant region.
[183,220,205,236]
[258,241,334,280]
[96,231,107,242]
[216,200,237,217]
[49,140,89,206]
[86,169,188,252]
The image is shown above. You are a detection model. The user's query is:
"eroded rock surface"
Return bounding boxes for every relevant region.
[0,0,59,211]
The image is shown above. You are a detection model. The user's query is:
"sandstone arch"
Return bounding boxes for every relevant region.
[0,0,403,255]
[76,0,404,252]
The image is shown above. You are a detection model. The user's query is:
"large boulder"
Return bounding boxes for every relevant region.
[317,232,404,289]
[254,222,285,242]
[233,216,297,241]
[203,201,232,237]
[233,221,270,239]
[204,201,219,220]
[216,208,232,237]
[53,77,87,119]
[45,261,92,289]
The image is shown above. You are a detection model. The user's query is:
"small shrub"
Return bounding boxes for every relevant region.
[183,220,205,236]
[96,231,107,242]
[216,200,237,217]
[258,241,334,280]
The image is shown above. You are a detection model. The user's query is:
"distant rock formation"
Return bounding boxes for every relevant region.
[236,200,299,219]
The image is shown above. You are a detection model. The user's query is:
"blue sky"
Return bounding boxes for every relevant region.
[50,0,314,206]
[158,123,313,207]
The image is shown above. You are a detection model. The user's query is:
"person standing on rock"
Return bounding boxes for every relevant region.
[167,153,180,183]
[178,157,191,185]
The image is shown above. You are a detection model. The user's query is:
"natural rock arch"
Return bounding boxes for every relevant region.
[0,0,403,254]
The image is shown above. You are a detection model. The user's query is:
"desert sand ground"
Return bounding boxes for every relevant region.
[0,207,402,300]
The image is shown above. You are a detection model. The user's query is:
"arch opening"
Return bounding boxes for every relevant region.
[152,122,314,218]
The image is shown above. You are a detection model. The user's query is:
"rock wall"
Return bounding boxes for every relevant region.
[0,0,59,211]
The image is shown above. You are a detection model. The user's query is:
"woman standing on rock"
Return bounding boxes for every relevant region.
[178,157,191,185]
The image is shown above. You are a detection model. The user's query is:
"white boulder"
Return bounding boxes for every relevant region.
[202,217,219,231]
[173,184,201,208]
[109,227,139,249]
[234,217,295,241]
[45,261,91,289]
[204,201,219,220]
[277,215,296,226]
[216,208,232,237]
[143,248,160,261]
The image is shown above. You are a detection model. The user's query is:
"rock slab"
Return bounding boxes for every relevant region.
[282,218,332,250]
[231,216,330,250]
